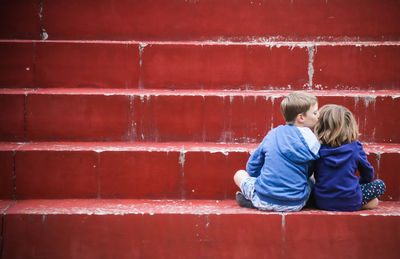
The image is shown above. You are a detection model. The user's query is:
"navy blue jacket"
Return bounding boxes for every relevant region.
[247,125,320,206]
[314,141,374,211]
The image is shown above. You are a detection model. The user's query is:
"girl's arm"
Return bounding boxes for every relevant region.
[357,141,374,184]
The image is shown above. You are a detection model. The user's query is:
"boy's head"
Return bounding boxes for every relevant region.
[280,91,319,128]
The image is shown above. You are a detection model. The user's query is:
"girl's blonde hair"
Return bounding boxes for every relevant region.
[314,104,359,147]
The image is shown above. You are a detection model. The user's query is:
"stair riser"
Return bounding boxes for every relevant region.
[369,152,400,202]
[3,148,397,200]
[0,43,34,88]
[3,213,399,259]
[0,151,14,199]
[13,150,247,200]
[314,45,400,90]
[0,0,40,39]
[2,42,400,90]
[0,94,24,140]
[283,214,400,259]
[0,42,140,89]
[144,44,400,90]
[1,93,398,143]
[2,0,400,41]
[141,44,308,90]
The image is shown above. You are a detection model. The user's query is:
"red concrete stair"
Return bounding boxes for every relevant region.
[1,41,400,90]
[1,1,400,258]
[1,199,399,259]
[0,142,398,201]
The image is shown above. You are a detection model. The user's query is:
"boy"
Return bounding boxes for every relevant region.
[233,91,320,212]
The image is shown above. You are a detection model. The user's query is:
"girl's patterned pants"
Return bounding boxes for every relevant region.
[360,179,386,205]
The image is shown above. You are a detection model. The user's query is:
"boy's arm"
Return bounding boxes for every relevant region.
[246,144,265,178]
[357,142,374,184]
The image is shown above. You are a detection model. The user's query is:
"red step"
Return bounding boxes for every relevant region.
[12,142,252,200]
[314,45,400,90]
[0,200,14,245]
[363,143,400,201]
[1,41,400,90]
[2,199,399,259]
[0,0,41,40]
[2,0,400,41]
[0,94,25,141]
[140,43,308,90]
[142,43,400,91]
[0,142,397,201]
[1,89,399,143]
[0,41,140,89]
[0,144,20,199]
[0,42,35,88]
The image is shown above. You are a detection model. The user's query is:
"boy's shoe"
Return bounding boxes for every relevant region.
[236,191,256,209]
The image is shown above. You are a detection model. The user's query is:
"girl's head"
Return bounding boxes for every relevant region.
[314,104,359,147]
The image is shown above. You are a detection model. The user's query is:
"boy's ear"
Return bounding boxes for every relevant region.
[296,113,305,123]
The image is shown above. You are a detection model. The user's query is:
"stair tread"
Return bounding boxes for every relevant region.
[2,141,255,152]
[3,199,400,216]
[0,200,14,213]
[1,88,400,96]
[1,141,399,153]
[3,39,400,46]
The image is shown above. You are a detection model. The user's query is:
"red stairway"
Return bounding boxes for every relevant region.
[1,1,399,258]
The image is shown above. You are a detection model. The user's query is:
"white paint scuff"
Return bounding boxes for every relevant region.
[39,1,48,40]
[179,150,186,168]
[139,43,147,67]
[307,46,315,89]
[363,96,376,108]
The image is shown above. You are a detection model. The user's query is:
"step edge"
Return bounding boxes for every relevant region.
[1,88,400,97]
[1,141,399,153]
[4,199,400,216]
[2,39,400,47]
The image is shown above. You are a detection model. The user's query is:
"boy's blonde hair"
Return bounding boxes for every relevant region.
[280,91,318,124]
[314,104,359,148]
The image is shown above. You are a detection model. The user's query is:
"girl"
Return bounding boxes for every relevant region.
[313,104,385,211]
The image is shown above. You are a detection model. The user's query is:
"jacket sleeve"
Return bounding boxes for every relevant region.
[246,144,265,177]
[246,134,270,177]
[356,141,374,184]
